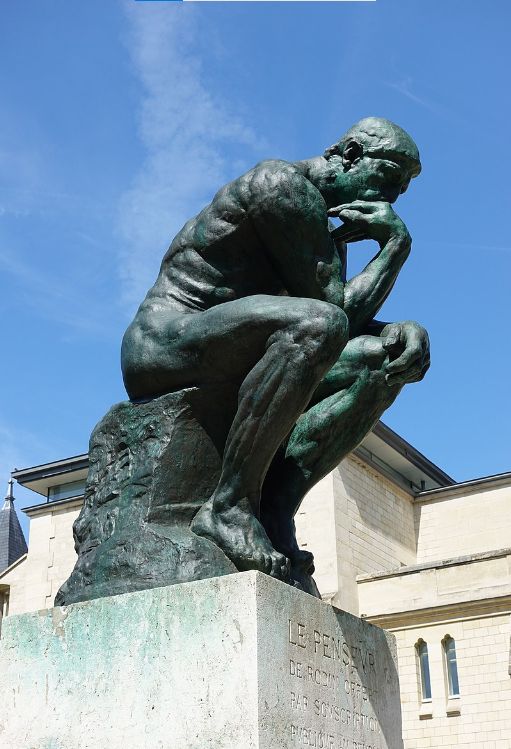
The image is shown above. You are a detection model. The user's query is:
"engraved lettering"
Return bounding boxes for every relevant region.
[297,623,307,649]
[314,629,321,653]
[342,642,350,666]
[289,620,297,646]
[290,725,335,749]
[291,692,309,711]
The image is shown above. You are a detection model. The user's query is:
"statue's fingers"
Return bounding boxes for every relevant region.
[386,349,421,374]
[382,328,402,352]
[385,371,408,387]
[339,200,380,213]
[327,204,351,216]
[336,209,364,223]
[331,224,364,242]
[386,362,423,386]
[420,358,431,377]
[345,230,369,244]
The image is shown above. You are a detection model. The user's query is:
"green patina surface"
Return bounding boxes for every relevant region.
[57,117,429,606]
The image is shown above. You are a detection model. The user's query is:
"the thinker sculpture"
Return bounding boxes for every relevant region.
[57,117,429,605]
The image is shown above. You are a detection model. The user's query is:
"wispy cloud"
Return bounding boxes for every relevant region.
[385,77,437,112]
[385,76,447,114]
[0,422,46,478]
[0,421,62,538]
[118,3,267,308]
[0,246,120,339]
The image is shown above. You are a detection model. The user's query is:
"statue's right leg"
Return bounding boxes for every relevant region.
[123,295,348,581]
[192,296,348,580]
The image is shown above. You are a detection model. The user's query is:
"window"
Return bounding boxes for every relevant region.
[0,590,9,633]
[48,479,86,502]
[416,639,432,701]
[443,636,460,697]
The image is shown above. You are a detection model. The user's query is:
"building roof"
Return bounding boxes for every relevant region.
[0,479,28,574]
[11,454,88,497]
[353,420,454,492]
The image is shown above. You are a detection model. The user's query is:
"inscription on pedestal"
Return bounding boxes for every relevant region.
[1,571,402,749]
[284,618,393,749]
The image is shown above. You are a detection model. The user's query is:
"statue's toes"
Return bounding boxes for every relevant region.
[292,548,315,574]
[270,551,291,581]
[257,552,274,576]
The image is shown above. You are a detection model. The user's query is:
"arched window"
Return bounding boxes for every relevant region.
[416,639,432,701]
[443,635,460,697]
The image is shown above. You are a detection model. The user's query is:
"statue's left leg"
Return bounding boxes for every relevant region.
[260,334,402,572]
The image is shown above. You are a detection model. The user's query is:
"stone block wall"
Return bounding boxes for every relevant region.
[3,500,80,616]
[415,485,511,564]
[337,456,416,574]
[394,613,511,749]
[296,454,416,616]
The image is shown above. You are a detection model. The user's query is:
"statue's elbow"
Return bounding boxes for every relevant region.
[120,323,142,398]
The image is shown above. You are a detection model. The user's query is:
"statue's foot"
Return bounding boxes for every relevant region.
[191,499,291,581]
[260,509,315,575]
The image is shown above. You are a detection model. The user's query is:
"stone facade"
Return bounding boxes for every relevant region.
[295,457,417,615]
[393,615,511,749]
[0,498,81,617]
[1,432,510,749]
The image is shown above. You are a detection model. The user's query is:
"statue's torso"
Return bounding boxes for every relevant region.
[139,160,331,316]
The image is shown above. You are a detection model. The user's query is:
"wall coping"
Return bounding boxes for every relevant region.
[356,547,511,583]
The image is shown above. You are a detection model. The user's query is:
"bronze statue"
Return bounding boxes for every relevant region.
[56,117,429,605]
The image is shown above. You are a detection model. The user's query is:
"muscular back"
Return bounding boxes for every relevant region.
[122,160,345,396]
[134,160,343,316]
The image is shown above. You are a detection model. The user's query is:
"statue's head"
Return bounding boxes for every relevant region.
[322,117,421,206]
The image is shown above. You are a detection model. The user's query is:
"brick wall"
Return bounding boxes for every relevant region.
[296,454,416,615]
[415,485,511,564]
[338,455,416,575]
[5,501,80,616]
[395,613,511,749]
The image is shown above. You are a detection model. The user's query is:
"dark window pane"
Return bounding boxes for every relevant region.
[48,479,86,502]
[444,637,460,696]
[417,641,432,700]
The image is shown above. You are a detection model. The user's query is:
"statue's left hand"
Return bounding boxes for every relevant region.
[382,321,430,386]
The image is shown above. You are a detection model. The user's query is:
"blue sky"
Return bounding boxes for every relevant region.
[2,0,510,535]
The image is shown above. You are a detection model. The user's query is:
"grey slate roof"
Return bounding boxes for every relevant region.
[0,479,28,574]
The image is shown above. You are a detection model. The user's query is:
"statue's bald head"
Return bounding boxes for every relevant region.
[326,117,421,179]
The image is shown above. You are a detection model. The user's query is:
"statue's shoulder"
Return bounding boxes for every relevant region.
[243,160,317,211]
[249,158,303,185]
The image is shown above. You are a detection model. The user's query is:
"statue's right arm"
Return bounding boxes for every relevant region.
[248,166,344,308]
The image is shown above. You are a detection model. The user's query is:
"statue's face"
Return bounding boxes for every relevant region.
[322,121,421,208]
[348,152,413,203]
[333,148,417,206]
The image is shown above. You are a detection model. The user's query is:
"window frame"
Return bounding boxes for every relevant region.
[416,638,432,703]
[442,634,460,698]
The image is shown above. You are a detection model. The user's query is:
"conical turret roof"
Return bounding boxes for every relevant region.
[0,479,28,573]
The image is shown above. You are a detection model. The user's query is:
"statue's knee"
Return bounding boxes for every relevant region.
[299,303,348,364]
[327,306,349,349]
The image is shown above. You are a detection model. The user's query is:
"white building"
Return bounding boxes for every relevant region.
[1,421,510,749]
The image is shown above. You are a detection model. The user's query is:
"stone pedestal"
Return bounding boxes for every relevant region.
[0,572,403,749]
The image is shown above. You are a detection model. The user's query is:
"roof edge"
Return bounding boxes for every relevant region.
[374,421,455,487]
[12,455,88,487]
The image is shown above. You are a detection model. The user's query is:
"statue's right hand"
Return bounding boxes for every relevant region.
[327,201,411,247]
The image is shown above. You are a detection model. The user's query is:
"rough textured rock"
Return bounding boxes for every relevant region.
[57,119,429,606]
[56,388,237,605]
